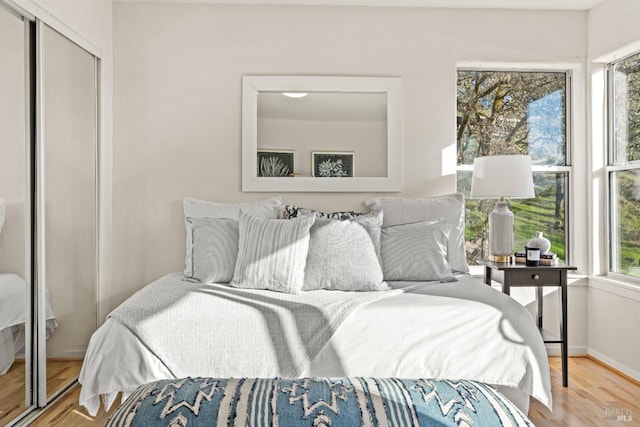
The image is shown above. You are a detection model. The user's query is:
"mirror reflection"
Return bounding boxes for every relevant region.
[243,76,402,192]
[257,91,388,178]
[0,7,29,421]
[43,25,98,399]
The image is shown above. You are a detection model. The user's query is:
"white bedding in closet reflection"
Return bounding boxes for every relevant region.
[0,273,57,374]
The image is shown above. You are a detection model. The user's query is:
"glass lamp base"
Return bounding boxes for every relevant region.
[489,200,515,257]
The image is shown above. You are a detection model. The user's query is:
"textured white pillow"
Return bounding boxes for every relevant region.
[381,219,453,281]
[183,197,282,277]
[230,211,315,294]
[303,211,388,291]
[365,193,468,273]
[186,217,238,283]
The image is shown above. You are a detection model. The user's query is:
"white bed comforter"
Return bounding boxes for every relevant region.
[0,273,58,374]
[108,273,401,379]
[79,273,551,416]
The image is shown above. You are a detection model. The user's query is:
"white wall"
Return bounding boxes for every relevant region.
[112,3,588,311]
[588,0,640,60]
[587,0,640,381]
[588,279,640,379]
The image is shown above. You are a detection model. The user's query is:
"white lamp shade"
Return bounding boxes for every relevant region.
[470,155,535,199]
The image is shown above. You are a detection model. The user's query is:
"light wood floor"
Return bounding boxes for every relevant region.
[0,359,81,426]
[0,361,29,426]
[9,356,640,426]
[529,357,640,426]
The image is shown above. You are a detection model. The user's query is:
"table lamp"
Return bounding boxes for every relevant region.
[470,155,535,262]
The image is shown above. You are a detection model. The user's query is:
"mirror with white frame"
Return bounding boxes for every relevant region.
[242,76,402,192]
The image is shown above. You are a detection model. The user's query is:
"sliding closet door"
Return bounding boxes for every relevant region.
[0,7,99,422]
[0,5,33,422]
[40,24,97,399]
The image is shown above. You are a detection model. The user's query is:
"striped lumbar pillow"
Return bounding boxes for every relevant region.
[230,211,315,294]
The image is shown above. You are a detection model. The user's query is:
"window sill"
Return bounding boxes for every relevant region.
[467,265,484,278]
[588,275,640,302]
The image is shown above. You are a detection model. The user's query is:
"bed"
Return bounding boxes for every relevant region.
[79,273,551,416]
[78,194,552,417]
[0,273,58,375]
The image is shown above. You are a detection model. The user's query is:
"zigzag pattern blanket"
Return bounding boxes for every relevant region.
[105,377,532,427]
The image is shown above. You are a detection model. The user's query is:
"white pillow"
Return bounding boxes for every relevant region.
[381,219,453,281]
[183,197,282,277]
[303,211,388,291]
[186,217,238,283]
[365,193,468,273]
[230,211,315,294]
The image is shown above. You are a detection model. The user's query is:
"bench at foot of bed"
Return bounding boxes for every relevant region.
[105,377,532,427]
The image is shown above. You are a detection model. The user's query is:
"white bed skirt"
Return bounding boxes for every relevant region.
[0,327,15,375]
[0,320,58,375]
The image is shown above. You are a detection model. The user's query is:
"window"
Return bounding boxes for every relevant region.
[456,69,571,266]
[609,52,640,278]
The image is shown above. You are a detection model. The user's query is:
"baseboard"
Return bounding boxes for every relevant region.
[46,356,85,362]
[47,350,86,359]
[587,349,640,385]
[544,344,587,356]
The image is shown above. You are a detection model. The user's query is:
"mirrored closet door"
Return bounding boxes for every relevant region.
[41,23,98,402]
[0,2,99,424]
[0,5,32,423]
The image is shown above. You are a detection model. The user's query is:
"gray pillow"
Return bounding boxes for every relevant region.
[381,219,453,281]
[186,217,238,283]
[303,211,388,291]
[365,193,468,273]
[183,197,283,277]
[230,211,315,294]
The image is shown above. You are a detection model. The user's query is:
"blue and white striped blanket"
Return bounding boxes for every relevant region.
[105,377,532,426]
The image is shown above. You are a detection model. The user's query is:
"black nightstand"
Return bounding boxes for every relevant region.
[478,259,577,387]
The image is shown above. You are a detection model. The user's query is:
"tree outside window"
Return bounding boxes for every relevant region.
[456,70,569,265]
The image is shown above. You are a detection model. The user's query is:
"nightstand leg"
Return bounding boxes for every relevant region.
[503,274,511,296]
[536,287,543,329]
[561,273,568,387]
[484,266,492,286]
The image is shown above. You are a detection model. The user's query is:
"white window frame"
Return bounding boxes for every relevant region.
[455,63,578,269]
[605,52,640,284]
